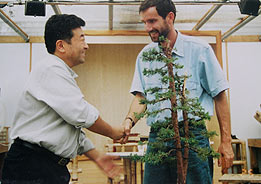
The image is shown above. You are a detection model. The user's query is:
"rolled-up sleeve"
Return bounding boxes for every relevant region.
[77,130,95,155]
[130,53,145,96]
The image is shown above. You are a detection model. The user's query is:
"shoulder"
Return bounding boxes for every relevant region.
[32,55,72,81]
[35,55,67,71]
[180,33,211,50]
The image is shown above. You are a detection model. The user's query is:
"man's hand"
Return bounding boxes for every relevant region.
[95,154,122,179]
[118,93,146,144]
[84,149,122,179]
[110,126,125,140]
[119,118,133,144]
[217,142,234,174]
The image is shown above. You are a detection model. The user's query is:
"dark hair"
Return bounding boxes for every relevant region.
[139,0,176,20]
[44,14,85,54]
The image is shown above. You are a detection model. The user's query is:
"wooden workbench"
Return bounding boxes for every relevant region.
[219,174,261,183]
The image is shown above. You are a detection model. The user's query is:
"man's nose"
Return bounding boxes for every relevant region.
[84,42,89,50]
[145,23,153,33]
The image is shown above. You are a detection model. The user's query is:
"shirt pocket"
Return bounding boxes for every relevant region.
[185,80,199,99]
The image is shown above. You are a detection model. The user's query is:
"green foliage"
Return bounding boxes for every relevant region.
[132,150,175,165]
[132,36,219,167]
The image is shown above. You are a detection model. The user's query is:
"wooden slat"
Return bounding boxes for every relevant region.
[0,30,221,43]
[215,31,223,67]
[219,174,261,183]
[84,30,147,36]
[232,160,247,165]
[248,139,261,148]
[0,36,26,43]
[181,30,221,37]
[224,35,261,42]
[29,42,32,72]
[0,36,43,43]
[0,33,256,43]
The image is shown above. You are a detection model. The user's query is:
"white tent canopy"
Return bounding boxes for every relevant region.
[0,0,260,42]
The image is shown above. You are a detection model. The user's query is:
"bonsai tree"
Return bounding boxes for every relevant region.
[132,36,219,184]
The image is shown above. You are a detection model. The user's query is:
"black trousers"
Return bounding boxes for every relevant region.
[1,140,70,184]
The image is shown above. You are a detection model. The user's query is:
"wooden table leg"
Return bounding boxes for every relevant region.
[131,160,136,184]
[249,146,259,173]
[124,159,132,184]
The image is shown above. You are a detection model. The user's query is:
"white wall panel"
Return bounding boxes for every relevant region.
[0,43,30,127]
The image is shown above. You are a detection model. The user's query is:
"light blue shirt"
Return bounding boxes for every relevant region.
[130,31,229,126]
[11,54,98,158]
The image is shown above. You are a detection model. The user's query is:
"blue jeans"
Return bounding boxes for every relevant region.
[143,126,213,184]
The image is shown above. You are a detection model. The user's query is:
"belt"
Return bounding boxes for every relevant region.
[14,138,70,166]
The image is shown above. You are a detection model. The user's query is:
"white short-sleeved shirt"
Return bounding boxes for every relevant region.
[11,54,99,158]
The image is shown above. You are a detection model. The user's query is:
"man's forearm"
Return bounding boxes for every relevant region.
[214,91,232,143]
[87,116,114,139]
[84,148,100,161]
[120,92,147,143]
[126,93,147,124]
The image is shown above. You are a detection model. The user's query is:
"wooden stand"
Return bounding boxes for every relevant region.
[68,156,83,184]
[106,152,144,184]
[231,139,247,173]
[248,139,261,174]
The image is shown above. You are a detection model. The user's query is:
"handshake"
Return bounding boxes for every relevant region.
[110,117,135,144]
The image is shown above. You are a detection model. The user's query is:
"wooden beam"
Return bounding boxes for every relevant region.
[193,5,220,30]
[0,9,29,42]
[180,30,221,37]
[83,30,148,36]
[2,33,260,43]
[248,139,261,148]
[215,31,223,67]
[29,37,45,43]
[224,35,261,42]
[84,30,222,36]
[0,36,43,43]
[0,36,25,43]
[29,42,32,72]
[0,30,221,43]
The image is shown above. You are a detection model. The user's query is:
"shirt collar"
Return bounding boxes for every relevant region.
[51,54,78,78]
[172,30,184,57]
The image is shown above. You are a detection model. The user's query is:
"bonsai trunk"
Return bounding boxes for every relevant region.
[163,41,186,184]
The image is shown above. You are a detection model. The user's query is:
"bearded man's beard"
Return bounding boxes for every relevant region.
[149,26,170,43]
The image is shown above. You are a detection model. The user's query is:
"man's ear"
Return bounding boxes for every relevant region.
[56,40,65,53]
[166,12,175,24]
